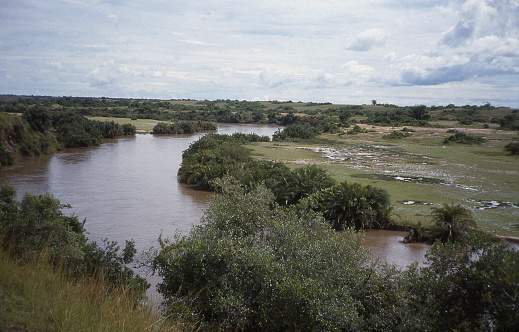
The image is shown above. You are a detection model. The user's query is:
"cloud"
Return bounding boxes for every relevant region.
[341,61,374,76]
[440,20,475,47]
[347,28,388,51]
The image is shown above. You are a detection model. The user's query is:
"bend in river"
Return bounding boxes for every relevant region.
[0,123,430,268]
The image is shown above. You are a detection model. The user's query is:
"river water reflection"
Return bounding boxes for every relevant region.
[0,123,430,271]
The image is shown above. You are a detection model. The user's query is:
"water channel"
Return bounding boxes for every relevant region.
[0,123,431,301]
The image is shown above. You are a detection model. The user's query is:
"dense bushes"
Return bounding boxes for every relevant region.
[52,112,137,147]
[178,134,338,206]
[505,142,519,155]
[0,110,137,166]
[0,112,61,166]
[0,184,149,296]
[149,182,519,331]
[308,182,392,230]
[149,182,401,331]
[444,129,485,144]
[152,120,216,134]
[272,123,320,140]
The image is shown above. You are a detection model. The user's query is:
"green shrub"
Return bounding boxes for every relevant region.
[272,124,320,140]
[346,124,368,135]
[308,181,392,230]
[149,181,402,331]
[0,184,149,296]
[444,130,485,145]
[505,142,519,155]
[383,130,412,139]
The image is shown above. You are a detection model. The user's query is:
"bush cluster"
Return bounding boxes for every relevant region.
[179,134,393,230]
[149,182,519,331]
[0,184,149,297]
[272,123,321,140]
[444,129,485,145]
[383,130,412,139]
[152,120,216,134]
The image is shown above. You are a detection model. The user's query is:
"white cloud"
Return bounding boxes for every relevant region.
[347,28,389,52]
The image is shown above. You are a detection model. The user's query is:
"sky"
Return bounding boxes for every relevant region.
[1,0,518,107]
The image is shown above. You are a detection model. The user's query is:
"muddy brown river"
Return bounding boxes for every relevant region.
[0,123,432,300]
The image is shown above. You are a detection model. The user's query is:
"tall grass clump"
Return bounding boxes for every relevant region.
[0,248,181,332]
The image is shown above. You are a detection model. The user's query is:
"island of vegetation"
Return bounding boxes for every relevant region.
[1,95,518,331]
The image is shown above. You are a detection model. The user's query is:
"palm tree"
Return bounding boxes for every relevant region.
[431,203,476,243]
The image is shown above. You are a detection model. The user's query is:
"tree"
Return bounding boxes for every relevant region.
[372,100,377,106]
[404,234,519,331]
[310,181,391,230]
[431,203,476,243]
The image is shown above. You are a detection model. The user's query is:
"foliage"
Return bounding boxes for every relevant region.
[0,112,61,165]
[308,181,392,230]
[404,233,519,331]
[148,181,403,331]
[22,106,52,132]
[178,134,337,206]
[492,113,519,130]
[152,120,216,134]
[51,111,103,148]
[405,203,477,244]
[505,142,519,155]
[365,106,431,126]
[382,130,412,139]
[444,130,485,145]
[272,123,320,140]
[0,184,149,296]
[431,203,476,243]
[346,124,368,135]
[272,164,336,205]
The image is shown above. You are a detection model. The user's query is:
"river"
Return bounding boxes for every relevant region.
[0,123,431,300]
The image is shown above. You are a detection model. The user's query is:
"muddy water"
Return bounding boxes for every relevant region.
[0,122,430,294]
[363,230,429,266]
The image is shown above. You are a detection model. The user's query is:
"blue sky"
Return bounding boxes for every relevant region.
[1,0,518,107]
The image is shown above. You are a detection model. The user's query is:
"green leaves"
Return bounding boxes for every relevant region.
[311,182,391,231]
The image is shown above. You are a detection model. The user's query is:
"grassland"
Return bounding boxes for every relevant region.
[251,124,519,236]
[0,249,181,332]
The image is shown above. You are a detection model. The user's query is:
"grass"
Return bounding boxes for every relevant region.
[0,249,182,332]
[251,127,519,236]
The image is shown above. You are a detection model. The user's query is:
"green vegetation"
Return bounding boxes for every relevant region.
[405,204,477,244]
[178,134,393,230]
[308,182,392,230]
[0,184,149,295]
[505,141,519,154]
[152,120,216,134]
[0,250,179,332]
[272,123,320,140]
[444,129,485,144]
[0,110,137,166]
[347,124,369,135]
[148,181,519,331]
[383,130,412,139]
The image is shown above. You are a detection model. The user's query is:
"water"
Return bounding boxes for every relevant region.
[0,123,431,300]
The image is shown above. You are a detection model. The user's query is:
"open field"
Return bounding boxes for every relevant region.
[251,124,519,236]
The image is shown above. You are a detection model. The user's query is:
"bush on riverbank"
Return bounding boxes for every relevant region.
[0,111,137,166]
[149,181,519,331]
[152,120,216,134]
[149,181,405,331]
[0,184,149,296]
